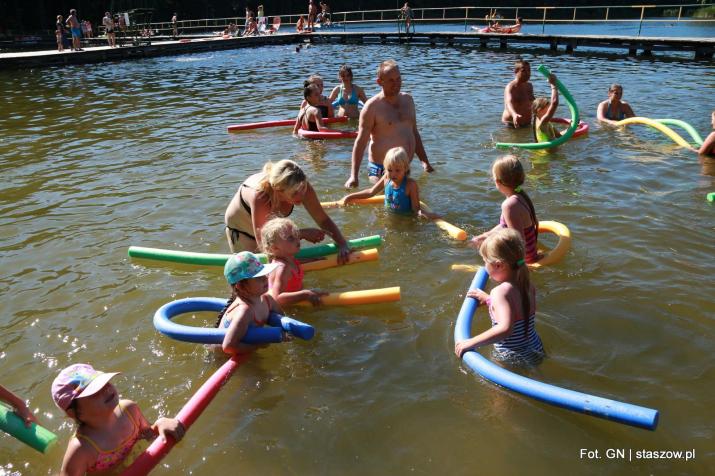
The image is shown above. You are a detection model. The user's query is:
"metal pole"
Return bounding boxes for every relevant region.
[677,6,682,22]
[464,7,469,32]
[605,7,609,21]
[542,8,547,34]
[638,6,645,36]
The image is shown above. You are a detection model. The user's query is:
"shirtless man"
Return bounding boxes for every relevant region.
[345,60,434,188]
[502,59,535,128]
[66,9,82,51]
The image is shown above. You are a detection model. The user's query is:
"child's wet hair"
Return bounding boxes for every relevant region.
[491,155,538,252]
[304,83,320,99]
[479,228,533,336]
[383,146,410,173]
[532,97,549,114]
[261,217,300,259]
[304,74,323,88]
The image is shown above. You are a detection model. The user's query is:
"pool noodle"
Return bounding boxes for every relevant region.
[120,355,248,476]
[295,286,401,307]
[0,403,57,453]
[227,115,347,132]
[321,196,384,208]
[616,117,692,148]
[301,248,378,272]
[496,64,580,150]
[419,201,468,241]
[455,267,659,430]
[127,235,382,266]
[654,119,704,147]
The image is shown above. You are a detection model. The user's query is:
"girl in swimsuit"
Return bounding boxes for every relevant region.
[329,65,367,119]
[597,83,635,125]
[52,363,184,475]
[261,217,328,306]
[340,147,439,218]
[532,73,560,143]
[215,251,284,355]
[293,84,325,134]
[455,228,544,365]
[471,156,540,264]
[299,74,334,118]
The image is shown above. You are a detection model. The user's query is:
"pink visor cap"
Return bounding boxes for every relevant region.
[51,363,120,411]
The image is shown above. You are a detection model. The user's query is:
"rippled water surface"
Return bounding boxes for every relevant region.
[1,41,714,475]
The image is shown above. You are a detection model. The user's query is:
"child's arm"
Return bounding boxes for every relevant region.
[0,385,37,428]
[324,97,334,118]
[268,261,326,306]
[312,107,326,130]
[293,108,303,134]
[221,306,254,354]
[59,438,95,476]
[408,180,439,219]
[126,400,185,443]
[454,288,515,358]
[341,175,386,204]
[542,74,559,122]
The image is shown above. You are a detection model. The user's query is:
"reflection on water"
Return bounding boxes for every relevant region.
[0,42,714,475]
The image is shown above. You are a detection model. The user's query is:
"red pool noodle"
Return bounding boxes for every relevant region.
[120,355,247,476]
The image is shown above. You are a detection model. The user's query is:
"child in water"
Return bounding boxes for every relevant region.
[340,146,439,218]
[293,84,325,134]
[53,363,184,475]
[693,110,715,156]
[299,74,334,118]
[261,217,328,306]
[215,251,283,354]
[532,73,560,143]
[328,65,367,119]
[471,156,540,264]
[455,228,544,364]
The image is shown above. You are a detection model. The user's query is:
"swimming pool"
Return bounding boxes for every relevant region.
[0,40,713,474]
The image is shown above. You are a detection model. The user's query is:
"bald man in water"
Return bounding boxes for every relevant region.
[345,60,433,188]
[502,59,535,128]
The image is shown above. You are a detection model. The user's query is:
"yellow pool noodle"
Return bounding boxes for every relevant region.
[295,286,401,307]
[300,248,379,272]
[321,196,384,208]
[419,201,467,241]
[616,117,692,148]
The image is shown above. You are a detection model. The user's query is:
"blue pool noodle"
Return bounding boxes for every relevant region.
[154,297,314,344]
[454,268,659,430]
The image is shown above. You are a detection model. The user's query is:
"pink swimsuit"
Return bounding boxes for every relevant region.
[76,403,141,473]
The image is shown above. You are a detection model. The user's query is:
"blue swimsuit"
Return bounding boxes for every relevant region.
[384,179,412,214]
[605,101,626,121]
[332,85,359,108]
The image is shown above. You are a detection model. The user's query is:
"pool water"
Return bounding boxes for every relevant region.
[0,41,713,475]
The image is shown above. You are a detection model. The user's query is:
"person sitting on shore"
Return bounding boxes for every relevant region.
[243,17,258,36]
[597,83,635,125]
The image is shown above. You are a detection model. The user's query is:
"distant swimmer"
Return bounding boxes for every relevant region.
[345,60,434,188]
[502,59,535,128]
[597,83,635,125]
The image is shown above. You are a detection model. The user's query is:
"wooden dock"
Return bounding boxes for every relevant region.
[1,31,712,69]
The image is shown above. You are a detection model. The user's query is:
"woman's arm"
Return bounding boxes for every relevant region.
[328,85,339,102]
[302,183,350,263]
[357,85,368,103]
[249,191,274,249]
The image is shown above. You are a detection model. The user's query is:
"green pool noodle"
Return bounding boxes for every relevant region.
[707,192,714,203]
[496,64,580,150]
[654,119,704,147]
[0,404,57,453]
[128,235,382,266]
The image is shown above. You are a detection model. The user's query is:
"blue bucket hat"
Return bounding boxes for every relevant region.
[224,251,279,285]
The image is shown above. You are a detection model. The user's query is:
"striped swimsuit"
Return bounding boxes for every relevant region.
[489,303,544,365]
[499,195,538,263]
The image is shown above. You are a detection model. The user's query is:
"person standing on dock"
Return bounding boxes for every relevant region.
[66,9,82,51]
[102,12,115,48]
[171,13,178,38]
[55,15,66,52]
[308,0,318,32]
[596,84,635,125]
[345,60,434,188]
[502,59,534,128]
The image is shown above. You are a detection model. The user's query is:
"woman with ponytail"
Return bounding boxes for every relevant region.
[224,159,350,263]
[471,155,540,264]
[455,228,544,364]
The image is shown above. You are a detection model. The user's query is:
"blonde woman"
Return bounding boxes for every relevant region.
[224,160,349,262]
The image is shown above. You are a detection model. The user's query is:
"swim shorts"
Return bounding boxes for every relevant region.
[367,161,384,178]
[71,27,82,37]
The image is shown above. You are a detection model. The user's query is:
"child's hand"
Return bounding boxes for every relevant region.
[300,228,326,243]
[469,233,487,250]
[548,73,557,85]
[418,209,440,220]
[305,289,328,306]
[152,417,185,443]
[14,402,38,428]
[466,289,489,304]
[454,339,475,359]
